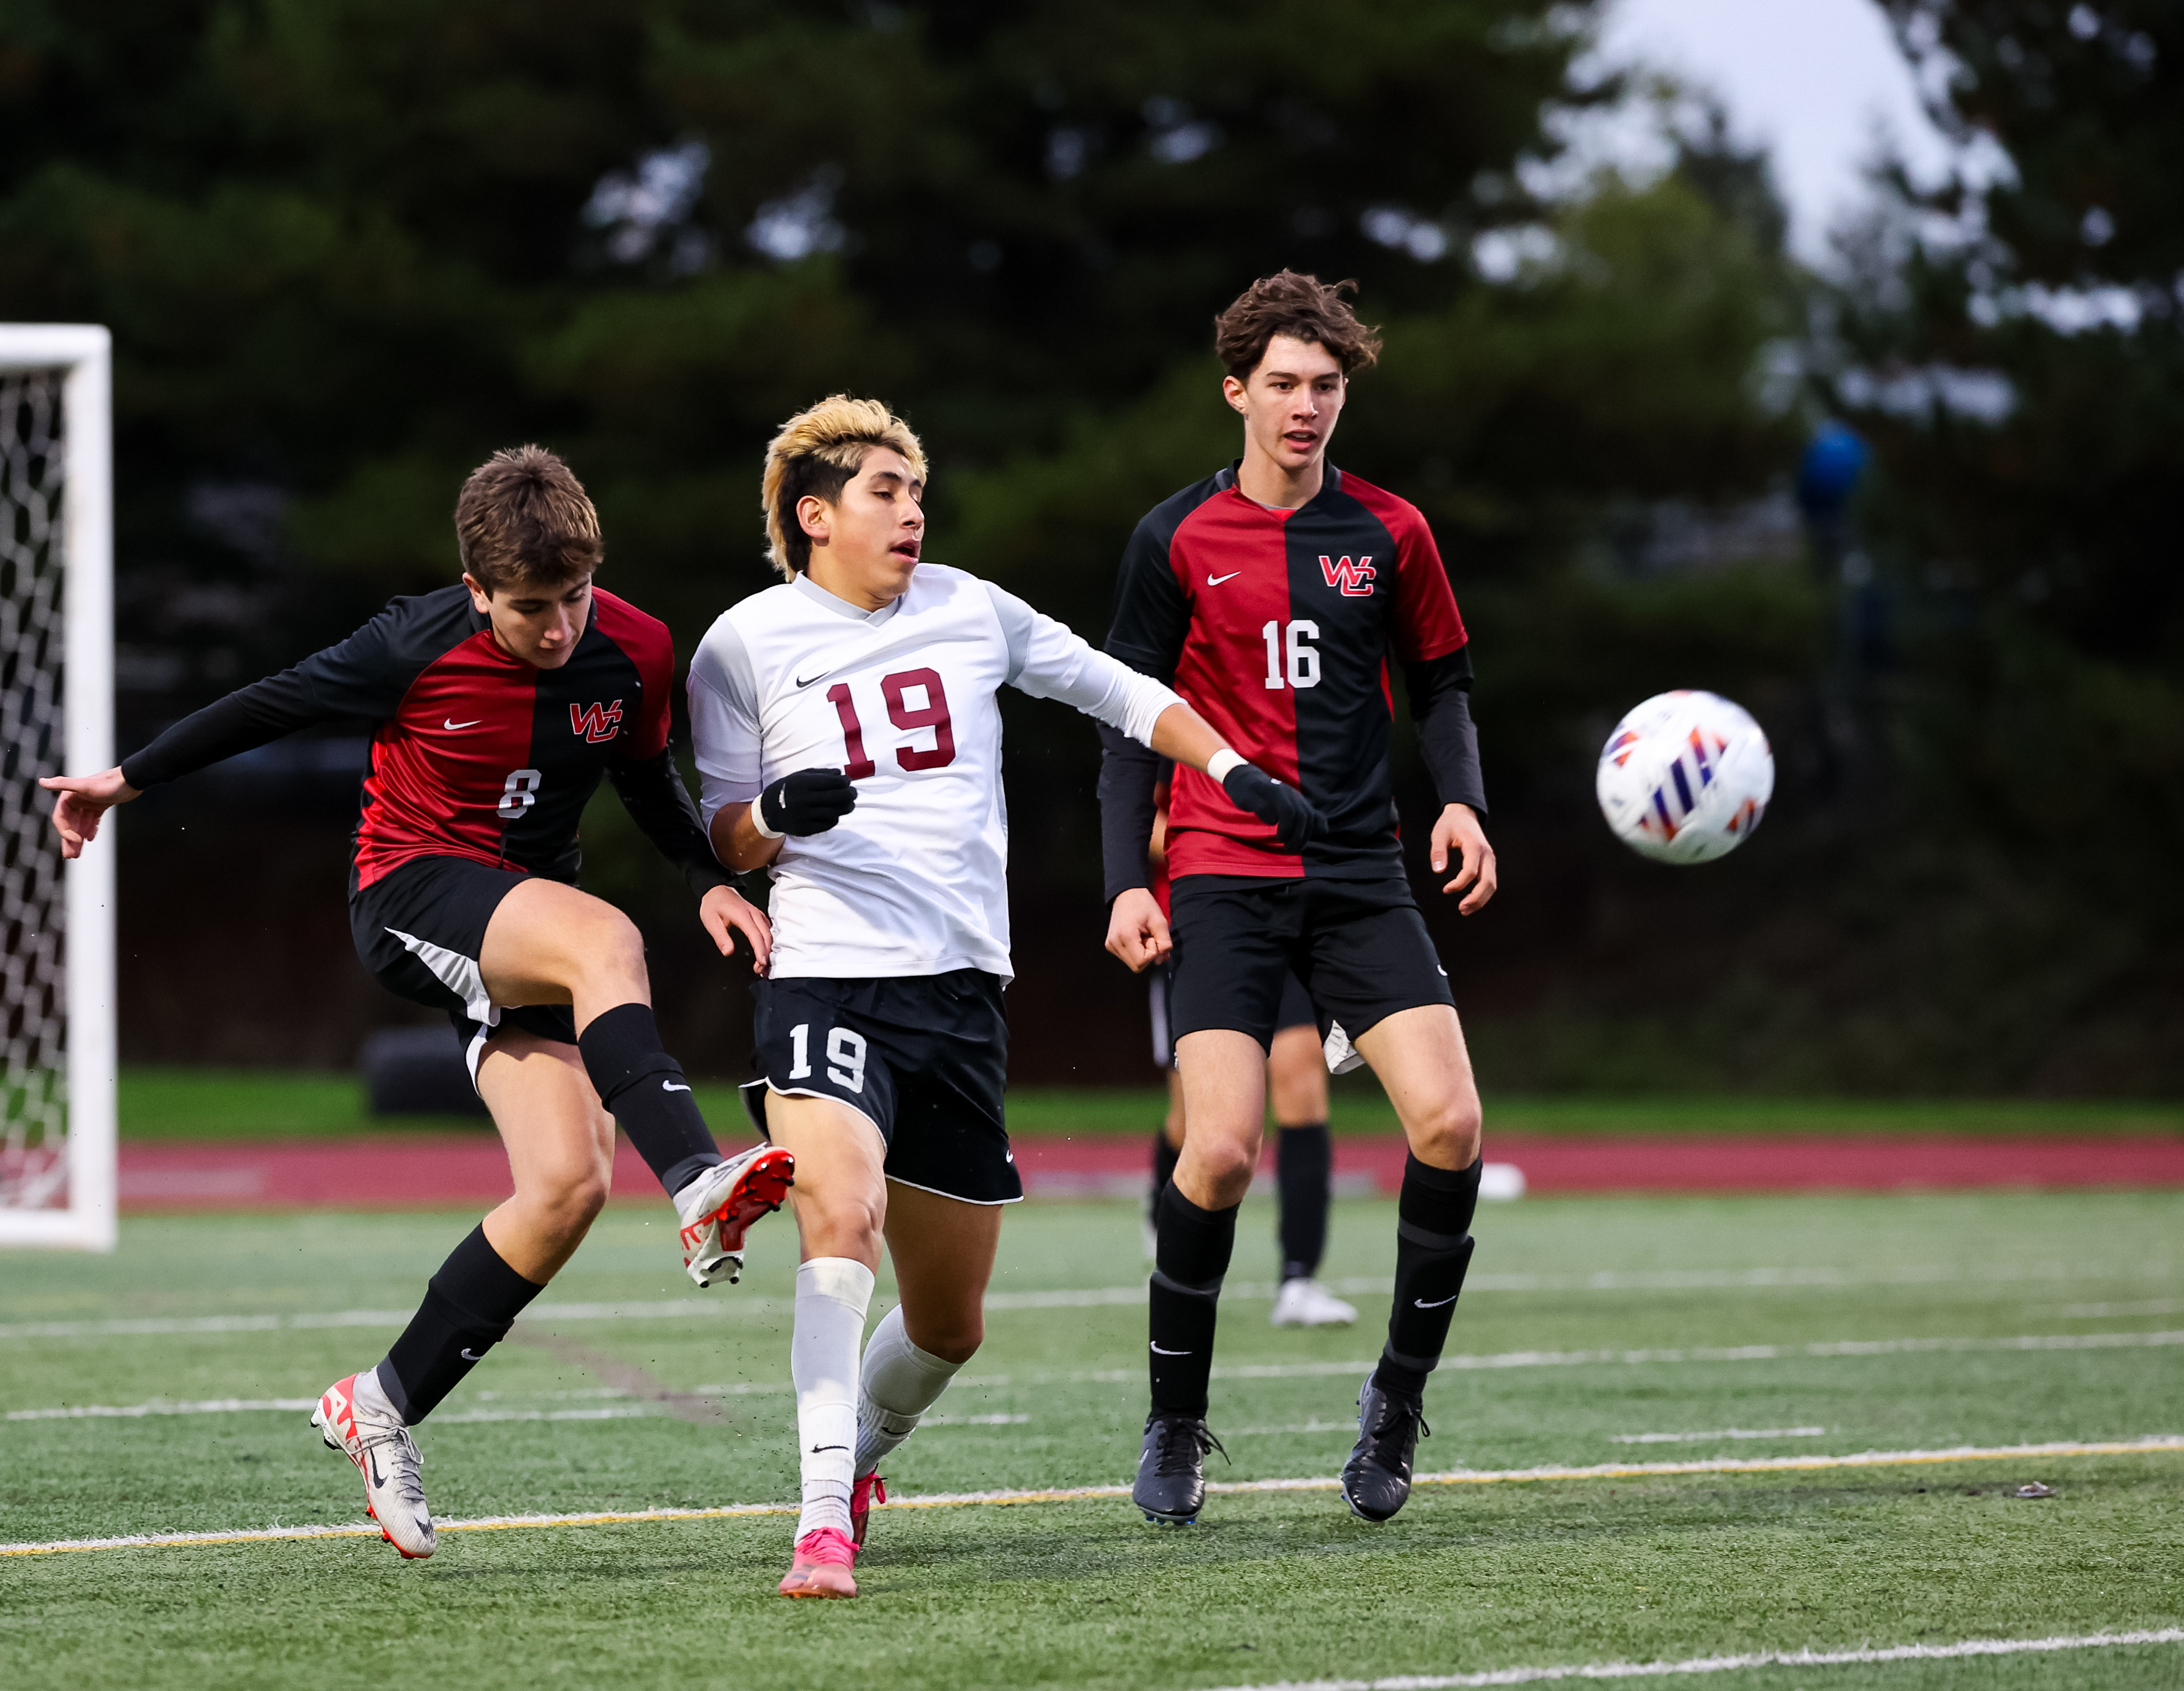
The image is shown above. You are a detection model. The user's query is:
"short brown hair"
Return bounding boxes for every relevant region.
[760,395,928,580]
[1213,271,1382,380]
[454,446,604,595]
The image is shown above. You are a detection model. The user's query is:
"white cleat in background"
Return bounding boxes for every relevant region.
[312,1369,436,1559]
[1270,1277,1359,1327]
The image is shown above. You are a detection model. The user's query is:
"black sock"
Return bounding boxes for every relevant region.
[377,1225,544,1423]
[577,1002,721,1195]
[1150,1129,1180,1202]
[1377,1153,1483,1399]
[1276,1121,1331,1281]
[1148,1181,1237,1417]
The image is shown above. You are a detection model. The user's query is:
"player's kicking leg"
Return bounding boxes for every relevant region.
[478,876,794,1285]
[1338,1003,1483,1523]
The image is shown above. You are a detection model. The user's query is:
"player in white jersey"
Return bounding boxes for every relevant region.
[688,396,1324,1597]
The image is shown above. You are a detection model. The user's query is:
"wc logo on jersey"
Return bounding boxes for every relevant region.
[1320,555,1376,597]
[570,699,624,743]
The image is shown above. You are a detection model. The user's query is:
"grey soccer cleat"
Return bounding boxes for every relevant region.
[1134,1412,1226,1525]
[1340,1370,1429,1523]
[313,1368,435,1558]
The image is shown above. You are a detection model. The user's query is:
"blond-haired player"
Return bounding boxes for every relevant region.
[689,396,1323,1596]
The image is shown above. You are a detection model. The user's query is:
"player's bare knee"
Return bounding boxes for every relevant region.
[1412,1094,1484,1170]
[533,1167,609,1235]
[1190,1143,1259,1207]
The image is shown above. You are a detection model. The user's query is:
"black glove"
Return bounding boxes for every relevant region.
[1221,762,1327,853]
[758,768,858,837]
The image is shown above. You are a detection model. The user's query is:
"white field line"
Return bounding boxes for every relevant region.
[4,1259,2173,1343]
[4,1436,2179,1558]
[1199,1628,2184,1690]
[1611,1428,1827,1445]
[10,1330,2184,1424]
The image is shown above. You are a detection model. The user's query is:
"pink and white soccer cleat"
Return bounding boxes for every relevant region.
[778,1527,858,1598]
[312,1370,435,1559]
[674,1143,796,1288]
[850,1472,887,1550]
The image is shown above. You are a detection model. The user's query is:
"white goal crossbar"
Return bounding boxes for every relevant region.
[0,325,114,1250]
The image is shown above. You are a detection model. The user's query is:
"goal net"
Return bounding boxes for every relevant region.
[0,326,114,1250]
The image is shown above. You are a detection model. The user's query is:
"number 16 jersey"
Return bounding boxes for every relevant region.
[1104,462,1470,883]
[689,564,1180,984]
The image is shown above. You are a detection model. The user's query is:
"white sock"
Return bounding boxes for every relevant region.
[792,1257,875,1541]
[855,1303,964,1475]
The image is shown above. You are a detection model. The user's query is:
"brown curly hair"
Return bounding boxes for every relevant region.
[1212,271,1382,380]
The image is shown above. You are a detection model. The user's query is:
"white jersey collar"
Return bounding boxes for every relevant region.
[792,569,906,626]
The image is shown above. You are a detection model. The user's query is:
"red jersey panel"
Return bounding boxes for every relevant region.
[282,586,683,888]
[1105,464,1467,882]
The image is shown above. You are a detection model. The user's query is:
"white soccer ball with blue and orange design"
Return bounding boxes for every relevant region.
[1595,690,1773,864]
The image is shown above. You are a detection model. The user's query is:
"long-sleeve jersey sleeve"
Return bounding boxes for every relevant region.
[979,581,1181,743]
[1404,646,1487,814]
[119,606,417,790]
[608,748,736,900]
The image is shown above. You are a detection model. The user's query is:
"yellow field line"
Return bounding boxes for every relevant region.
[5,1436,2177,1559]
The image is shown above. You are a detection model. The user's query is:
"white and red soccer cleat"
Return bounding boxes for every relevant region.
[778,1526,858,1598]
[674,1143,796,1288]
[312,1370,436,1559]
[850,1472,887,1550]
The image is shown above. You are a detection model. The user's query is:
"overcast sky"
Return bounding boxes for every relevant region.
[1594,0,1956,262]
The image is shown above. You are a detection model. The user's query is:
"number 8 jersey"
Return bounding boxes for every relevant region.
[689,563,1181,983]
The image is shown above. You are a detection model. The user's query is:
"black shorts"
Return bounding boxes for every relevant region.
[1168,874,1455,1055]
[350,854,577,1081]
[1150,964,1311,1068]
[746,970,1021,1206]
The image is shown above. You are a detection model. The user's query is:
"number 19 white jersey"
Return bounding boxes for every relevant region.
[688,564,1180,983]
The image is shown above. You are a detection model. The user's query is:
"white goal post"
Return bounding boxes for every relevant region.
[0,324,115,1250]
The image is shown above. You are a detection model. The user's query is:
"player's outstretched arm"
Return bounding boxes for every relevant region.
[38,767,137,859]
[38,653,370,859]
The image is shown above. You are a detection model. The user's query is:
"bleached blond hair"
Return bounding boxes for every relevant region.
[760,395,928,580]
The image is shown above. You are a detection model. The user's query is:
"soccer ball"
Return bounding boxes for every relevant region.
[1595,690,1773,864]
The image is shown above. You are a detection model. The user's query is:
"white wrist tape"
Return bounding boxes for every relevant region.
[750,792,786,840]
[1206,748,1246,783]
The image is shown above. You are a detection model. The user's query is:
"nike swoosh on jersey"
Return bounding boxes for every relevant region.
[1149,1342,1191,1355]
[1414,1293,1460,1309]
[794,668,828,688]
[443,718,482,730]
[1205,571,1241,586]
[663,1080,692,1092]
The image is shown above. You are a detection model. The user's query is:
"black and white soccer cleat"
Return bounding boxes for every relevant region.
[1340,1370,1429,1523]
[1134,1412,1225,1525]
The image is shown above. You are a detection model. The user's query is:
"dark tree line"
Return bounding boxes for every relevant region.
[2,1,2167,1089]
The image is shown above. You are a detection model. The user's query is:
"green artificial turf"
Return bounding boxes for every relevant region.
[115,1066,2184,1142]
[3,1190,2181,1687]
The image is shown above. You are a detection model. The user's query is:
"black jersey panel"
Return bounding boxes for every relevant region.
[1283,485,1405,878]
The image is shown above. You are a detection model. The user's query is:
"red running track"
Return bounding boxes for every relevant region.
[110,1133,2184,1211]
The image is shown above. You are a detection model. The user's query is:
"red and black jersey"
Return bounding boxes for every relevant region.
[121,585,729,900]
[1103,463,1470,883]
